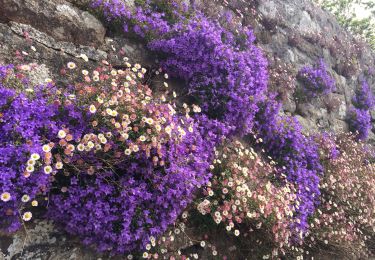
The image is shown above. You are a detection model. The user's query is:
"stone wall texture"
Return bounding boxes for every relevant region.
[0,0,374,259]
[197,0,375,140]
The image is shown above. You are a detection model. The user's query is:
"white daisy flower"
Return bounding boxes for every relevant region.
[26,165,35,173]
[58,130,67,139]
[55,162,63,170]
[44,165,53,174]
[89,104,97,113]
[1,192,11,202]
[21,194,30,203]
[30,153,40,160]
[42,144,51,153]
[22,211,32,221]
[67,62,76,69]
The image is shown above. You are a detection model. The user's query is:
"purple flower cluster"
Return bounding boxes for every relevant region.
[253,97,322,234]
[91,0,322,241]
[0,63,217,253]
[297,59,336,97]
[348,80,374,140]
[352,80,374,110]
[91,0,173,37]
[91,0,268,137]
[48,121,213,253]
[0,82,58,231]
[0,64,13,79]
[148,15,268,135]
[347,107,372,141]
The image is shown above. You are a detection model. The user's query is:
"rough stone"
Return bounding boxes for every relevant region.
[295,115,317,133]
[0,0,106,46]
[0,21,107,83]
[368,131,375,146]
[371,110,375,121]
[0,19,153,83]
[282,95,297,113]
[0,220,110,260]
[329,118,349,133]
[9,22,107,61]
[258,1,278,20]
[298,10,321,34]
[336,97,348,120]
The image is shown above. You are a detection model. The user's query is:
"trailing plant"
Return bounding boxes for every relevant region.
[196,139,298,258]
[307,133,375,258]
[297,59,336,98]
[347,107,372,141]
[348,80,374,140]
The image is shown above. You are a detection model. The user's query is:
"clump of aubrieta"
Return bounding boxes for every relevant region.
[297,59,336,97]
[348,80,374,140]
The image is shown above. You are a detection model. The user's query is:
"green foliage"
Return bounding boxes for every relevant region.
[314,0,375,49]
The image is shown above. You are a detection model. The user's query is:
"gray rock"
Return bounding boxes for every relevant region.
[329,118,348,133]
[371,110,375,121]
[295,114,317,133]
[9,22,107,61]
[0,0,106,46]
[26,63,51,86]
[367,131,375,146]
[337,98,347,120]
[298,10,321,34]
[282,95,297,113]
[316,116,330,129]
[0,21,109,83]
[285,49,296,63]
[258,1,278,19]
[0,220,108,260]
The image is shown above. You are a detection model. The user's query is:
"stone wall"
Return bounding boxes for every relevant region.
[0,0,374,259]
[256,0,374,139]
[198,0,375,141]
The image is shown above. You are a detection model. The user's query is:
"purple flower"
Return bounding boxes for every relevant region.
[47,119,214,254]
[352,80,374,110]
[91,0,323,245]
[0,64,13,79]
[0,82,58,232]
[253,95,323,235]
[347,107,372,141]
[297,59,336,97]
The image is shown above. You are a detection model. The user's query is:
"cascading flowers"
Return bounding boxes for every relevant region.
[348,80,374,140]
[306,133,375,258]
[0,65,60,232]
[0,60,215,254]
[29,61,214,254]
[197,139,298,258]
[297,59,336,97]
